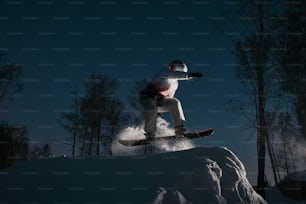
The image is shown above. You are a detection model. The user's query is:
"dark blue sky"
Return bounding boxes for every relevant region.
[0,0,259,183]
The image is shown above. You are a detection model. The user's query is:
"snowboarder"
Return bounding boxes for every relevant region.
[140,59,203,140]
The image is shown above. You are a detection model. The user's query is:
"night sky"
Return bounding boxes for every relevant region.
[0,0,259,183]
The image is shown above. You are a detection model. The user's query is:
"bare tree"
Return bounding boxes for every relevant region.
[0,51,28,169]
[223,0,282,197]
[60,83,82,157]
[62,73,127,156]
[81,73,118,156]
[276,113,298,177]
[276,2,306,140]
[104,99,128,155]
[41,144,52,158]
[30,145,42,159]
[0,51,23,105]
[0,122,29,169]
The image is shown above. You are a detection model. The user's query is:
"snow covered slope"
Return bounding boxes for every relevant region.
[0,147,266,204]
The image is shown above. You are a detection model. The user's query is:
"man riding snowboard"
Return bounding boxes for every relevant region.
[140,59,203,140]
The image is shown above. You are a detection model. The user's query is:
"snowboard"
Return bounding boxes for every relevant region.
[118,128,215,146]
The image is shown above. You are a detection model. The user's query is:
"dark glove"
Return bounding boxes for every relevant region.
[188,72,203,78]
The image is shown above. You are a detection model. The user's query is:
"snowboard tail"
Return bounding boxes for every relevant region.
[119,128,214,146]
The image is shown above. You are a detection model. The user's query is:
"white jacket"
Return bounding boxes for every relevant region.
[149,68,190,98]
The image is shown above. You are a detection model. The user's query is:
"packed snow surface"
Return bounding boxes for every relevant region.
[0,147,266,204]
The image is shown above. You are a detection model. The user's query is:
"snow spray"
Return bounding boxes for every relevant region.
[111,117,195,155]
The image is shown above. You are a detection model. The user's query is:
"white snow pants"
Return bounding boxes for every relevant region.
[141,97,185,135]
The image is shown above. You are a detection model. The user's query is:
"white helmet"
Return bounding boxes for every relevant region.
[169,60,188,73]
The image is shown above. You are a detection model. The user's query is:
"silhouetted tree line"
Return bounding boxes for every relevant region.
[0,51,27,169]
[0,51,53,169]
[30,143,52,159]
[0,122,28,169]
[60,72,128,157]
[223,0,306,197]
[1,49,128,163]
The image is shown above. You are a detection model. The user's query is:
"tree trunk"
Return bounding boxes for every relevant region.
[80,128,86,156]
[72,130,76,157]
[257,95,266,198]
[266,132,280,185]
[89,130,94,156]
[96,126,100,156]
[256,2,267,198]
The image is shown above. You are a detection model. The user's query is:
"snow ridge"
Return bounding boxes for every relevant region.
[0,147,266,204]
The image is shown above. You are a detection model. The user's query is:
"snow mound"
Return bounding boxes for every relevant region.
[0,147,266,204]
